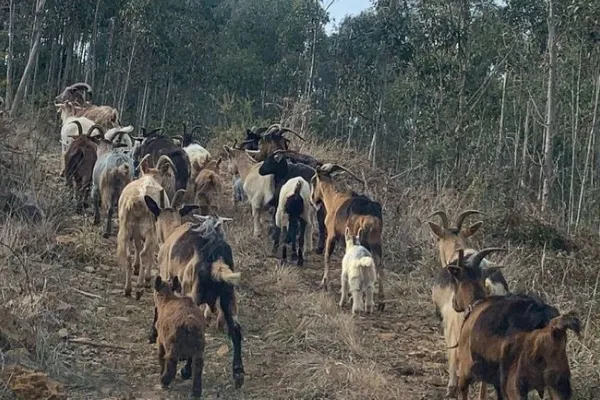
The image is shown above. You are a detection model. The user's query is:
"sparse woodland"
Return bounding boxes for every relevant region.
[1,0,600,399]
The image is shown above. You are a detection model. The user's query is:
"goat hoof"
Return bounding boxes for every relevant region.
[93,219,100,226]
[180,365,192,380]
[102,232,110,239]
[315,247,324,255]
[446,386,458,398]
[377,302,385,312]
[233,371,245,389]
[135,290,144,300]
[296,258,304,267]
[133,266,140,276]
[124,288,132,297]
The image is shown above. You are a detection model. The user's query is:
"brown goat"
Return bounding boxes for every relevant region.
[309,163,385,311]
[116,154,177,299]
[447,249,570,400]
[428,210,510,397]
[63,121,103,212]
[75,103,121,130]
[193,157,223,215]
[500,312,580,400]
[153,275,205,398]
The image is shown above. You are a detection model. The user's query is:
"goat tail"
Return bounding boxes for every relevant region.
[357,216,379,239]
[211,260,241,286]
[549,312,581,337]
[294,179,303,195]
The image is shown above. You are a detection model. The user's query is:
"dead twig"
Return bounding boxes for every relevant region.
[66,337,130,351]
[72,288,103,300]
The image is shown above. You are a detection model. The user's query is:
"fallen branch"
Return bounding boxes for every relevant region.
[72,288,103,300]
[67,337,130,351]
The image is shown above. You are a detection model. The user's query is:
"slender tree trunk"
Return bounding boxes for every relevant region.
[161,68,172,128]
[541,0,557,213]
[568,48,583,230]
[62,26,74,89]
[88,0,101,88]
[101,18,115,104]
[10,0,47,117]
[119,35,137,115]
[575,73,600,228]
[454,0,470,174]
[5,0,16,110]
[495,71,508,170]
[520,101,531,190]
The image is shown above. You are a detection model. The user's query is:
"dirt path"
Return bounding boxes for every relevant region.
[39,152,450,400]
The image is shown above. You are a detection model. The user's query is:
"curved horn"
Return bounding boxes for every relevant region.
[86,124,105,137]
[190,125,202,135]
[429,211,449,230]
[147,127,164,137]
[172,135,183,141]
[280,127,305,141]
[470,248,506,270]
[138,154,151,173]
[329,164,364,184]
[67,82,92,93]
[182,122,187,135]
[156,155,177,173]
[456,210,482,230]
[69,120,84,136]
[261,124,282,137]
[171,189,186,209]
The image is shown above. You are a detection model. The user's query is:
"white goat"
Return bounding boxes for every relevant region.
[223,145,274,236]
[274,177,314,266]
[339,227,377,314]
[185,143,212,179]
[104,125,134,153]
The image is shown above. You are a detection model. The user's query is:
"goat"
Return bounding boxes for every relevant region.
[339,227,377,314]
[258,149,326,254]
[143,198,245,389]
[310,163,385,311]
[131,130,190,197]
[102,125,134,153]
[63,121,103,212]
[500,312,580,399]
[91,128,135,238]
[172,124,211,180]
[244,124,305,162]
[56,102,95,174]
[55,83,120,129]
[275,178,313,266]
[429,210,509,295]
[55,82,93,105]
[193,158,223,215]
[116,155,177,299]
[447,249,565,399]
[153,275,205,398]
[236,126,268,150]
[223,145,274,237]
[428,210,510,397]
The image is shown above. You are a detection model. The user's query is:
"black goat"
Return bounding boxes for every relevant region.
[258,150,327,255]
[132,131,190,195]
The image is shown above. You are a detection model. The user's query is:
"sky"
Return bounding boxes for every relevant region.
[325,0,372,34]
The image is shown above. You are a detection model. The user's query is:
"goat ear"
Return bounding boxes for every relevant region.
[428,221,446,239]
[462,221,483,238]
[447,265,462,279]
[144,195,161,218]
[154,275,163,291]
[216,157,222,168]
[344,227,350,239]
[357,228,363,240]
[171,276,182,293]
[179,204,200,217]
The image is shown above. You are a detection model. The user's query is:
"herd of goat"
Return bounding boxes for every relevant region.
[53,82,580,399]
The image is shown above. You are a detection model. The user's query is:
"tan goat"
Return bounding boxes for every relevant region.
[192,157,223,215]
[116,154,177,299]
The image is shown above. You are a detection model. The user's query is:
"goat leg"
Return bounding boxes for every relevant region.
[339,272,348,307]
[148,307,158,344]
[180,358,192,380]
[191,355,204,398]
[91,185,100,226]
[103,205,114,239]
[297,219,306,267]
[158,343,166,375]
[321,238,336,291]
[160,356,177,389]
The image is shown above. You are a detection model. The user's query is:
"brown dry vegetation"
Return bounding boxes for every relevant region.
[1,119,599,399]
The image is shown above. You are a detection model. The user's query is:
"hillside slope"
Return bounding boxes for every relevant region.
[0,121,597,399]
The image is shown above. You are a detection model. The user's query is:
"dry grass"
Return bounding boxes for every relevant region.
[0,118,598,399]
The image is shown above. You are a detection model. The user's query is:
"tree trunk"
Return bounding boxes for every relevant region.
[495,71,508,170]
[541,0,557,213]
[575,73,600,228]
[4,0,15,110]
[88,0,101,89]
[119,35,137,116]
[161,68,172,128]
[568,47,583,230]
[10,0,47,117]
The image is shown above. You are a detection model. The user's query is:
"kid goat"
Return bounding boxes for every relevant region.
[153,275,205,398]
[339,227,377,314]
[144,194,245,389]
[310,163,385,311]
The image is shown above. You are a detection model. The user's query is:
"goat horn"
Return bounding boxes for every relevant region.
[182,122,187,135]
[190,125,202,135]
[156,155,177,173]
[429,211,449,230]
[456,210,482,230]
[87,124,105,137]
[147,127,164,137]
[331,164,364,184]
[261,124,282,137]
[192,214,209,222]
[280,127,305,141]
[138,154,151,173]
[470,248,506,270]
[172,189,186,209]
[172,135,183,141]
[67,82,92,92]
[70,120,83,136]
[159,189,166,209]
